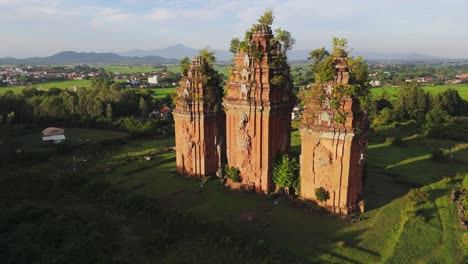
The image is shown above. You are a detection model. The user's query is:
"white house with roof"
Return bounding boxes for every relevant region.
[148,75,160,85]
[42,127,66,143]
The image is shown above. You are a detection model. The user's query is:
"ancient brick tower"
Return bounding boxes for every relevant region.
[300,56,368,214]
[173,56,225,177]
[224,24,294,192]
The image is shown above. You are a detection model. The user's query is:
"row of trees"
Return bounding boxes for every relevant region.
[372,83,468,140]
[0,77,175,136]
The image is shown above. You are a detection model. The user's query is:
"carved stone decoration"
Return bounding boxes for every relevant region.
[325,84,333,95]
[244,54,250,67]
[313,143,333,191]
[322,98,330,109]
[181,122,195,174]
[237,115,252,173]
[241,68,249,81]
[240,83,248,100]
[318,111,331,125]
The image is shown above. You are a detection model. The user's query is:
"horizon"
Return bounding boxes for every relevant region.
[1,0,468,59]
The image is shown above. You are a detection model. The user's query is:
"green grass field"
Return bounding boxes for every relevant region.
[94,126,466,263]
[3,122,467,262]
[0,80,92,94]
[150,87,176,99]
[15,128,128,153]
[104,65,164,73]
[104,65,230,76]
[372,85,468,100]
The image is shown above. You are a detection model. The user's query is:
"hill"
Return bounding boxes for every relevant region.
[0,51,179,65]
[118,44,232,61]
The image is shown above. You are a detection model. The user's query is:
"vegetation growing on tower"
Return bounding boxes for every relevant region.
[228,9,295,91]
[177,49,224,112]
[304,37,371,126]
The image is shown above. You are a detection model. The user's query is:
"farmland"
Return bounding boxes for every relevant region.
[0,80,92,94]
[372,85,468,100]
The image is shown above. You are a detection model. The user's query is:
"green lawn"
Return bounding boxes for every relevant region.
[104,65,230,76]
[95,126,466,263]
[372,85,468,100]
[104,65,163,73]
[0,80,92,94]
[150,87,176,99]
[15,128,128,153]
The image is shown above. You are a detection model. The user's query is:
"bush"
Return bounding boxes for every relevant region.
[385,136,403,146]
[375,107,394,125]
[462,174,468,188]
[272,154,299,189]
[225,165,240,182]
[431,149,447,162]
[315,187,330,202]
[405,188,429,205]
[441,177,451,185]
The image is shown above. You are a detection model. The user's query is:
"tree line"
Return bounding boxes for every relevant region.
[0,77,175,137]
[371,82,468,141]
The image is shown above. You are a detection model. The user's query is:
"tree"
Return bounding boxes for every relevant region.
[199,48,216,66]
[106,103,113,121]
[274,28,295,53]
[395,83,430,122]
[258,9,274,25]
[180,56,191,76]
[273,154,299,189]
[422,108,453,138]
[229,38,240,54]
[332,37,348,57]
[139,97,149,117]
[432,88,464,116]
[309,48,329,71]
[92,98,104,118]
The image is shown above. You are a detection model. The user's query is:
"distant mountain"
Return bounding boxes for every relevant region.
[286,49,446,62]
[118,44,233,61]
[0,51,179,65]
[0,46,454,65]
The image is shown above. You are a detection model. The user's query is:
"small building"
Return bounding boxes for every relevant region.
[369,80,382,87]
[42,127,66,143]
[160,106,172,119]
[148,75,160,85]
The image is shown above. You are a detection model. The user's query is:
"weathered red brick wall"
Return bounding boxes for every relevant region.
[174,57,225,177]
[299,57,368,214]
[224,24,293,192]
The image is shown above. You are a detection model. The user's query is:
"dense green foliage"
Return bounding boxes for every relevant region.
[394,83,431,121]
[225,165,240,182]
[0,77,175,137]
[306,37,371,124]
[315,187,330,202]
[371,82,468,141]
[405,188,430,205]
[272,154,299,189]
[257,9,274,25]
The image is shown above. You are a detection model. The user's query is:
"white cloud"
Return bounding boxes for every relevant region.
[0,0,468,58]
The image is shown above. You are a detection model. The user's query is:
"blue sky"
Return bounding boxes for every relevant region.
[1,0,467,58]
